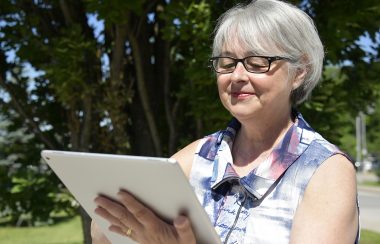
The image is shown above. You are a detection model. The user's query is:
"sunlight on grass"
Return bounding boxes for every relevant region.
[361,181,380,187]
[0,216,83,244]
[0,216,379,244]
[361,229,380,244]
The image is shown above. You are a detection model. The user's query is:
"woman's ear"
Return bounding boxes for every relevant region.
[292,56,308,90]
[292,66,307,90]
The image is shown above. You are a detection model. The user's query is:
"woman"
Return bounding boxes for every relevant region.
[92,0,359,243]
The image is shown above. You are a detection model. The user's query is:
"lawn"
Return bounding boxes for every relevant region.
[362,181,380,187]
[0,216,379,243]
[0,216,83,244]
[361,229,380,244]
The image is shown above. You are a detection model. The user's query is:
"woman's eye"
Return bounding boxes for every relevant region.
[246,58,269,70]
[220,62,235,69]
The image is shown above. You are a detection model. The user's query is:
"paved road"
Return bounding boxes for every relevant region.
[358,188,380,233]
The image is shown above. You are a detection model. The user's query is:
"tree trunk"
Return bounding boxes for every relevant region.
[79,207,92,244]
[129,34,163,156]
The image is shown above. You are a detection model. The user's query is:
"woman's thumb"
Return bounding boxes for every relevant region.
[174,215,196,244]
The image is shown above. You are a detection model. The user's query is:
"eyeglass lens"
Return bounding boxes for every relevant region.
[213,57,270,73]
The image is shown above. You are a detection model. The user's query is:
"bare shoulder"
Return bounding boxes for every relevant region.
[290,154,358,244]
[171,139,203,178]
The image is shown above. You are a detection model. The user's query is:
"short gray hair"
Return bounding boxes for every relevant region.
[212,0,324,106]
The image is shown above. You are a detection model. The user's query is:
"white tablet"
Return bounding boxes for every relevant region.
[41,150,220,244]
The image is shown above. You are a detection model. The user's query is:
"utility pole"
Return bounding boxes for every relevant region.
[356,115,361,165]
[355,111,367,170]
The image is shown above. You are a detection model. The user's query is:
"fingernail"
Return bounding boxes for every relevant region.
[174,216,187,227]
[117,190,129,197]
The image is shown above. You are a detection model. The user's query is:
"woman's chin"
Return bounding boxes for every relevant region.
[228,109,261,121]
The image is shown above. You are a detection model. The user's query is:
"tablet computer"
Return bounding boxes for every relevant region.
[41,150,221,244]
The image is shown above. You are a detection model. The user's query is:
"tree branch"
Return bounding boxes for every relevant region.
[59,0,74,26]
[162,41,177,155]
[0,75,58,150]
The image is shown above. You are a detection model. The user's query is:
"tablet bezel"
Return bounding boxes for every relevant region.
[41,150,221,244]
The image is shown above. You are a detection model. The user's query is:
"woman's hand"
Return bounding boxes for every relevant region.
[94,190,196,244]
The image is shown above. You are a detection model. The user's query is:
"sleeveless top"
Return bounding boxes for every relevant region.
[189,112,359,244]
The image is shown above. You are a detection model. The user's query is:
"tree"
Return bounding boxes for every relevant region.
[0,1,219,242]
[0,0,379,243]
[367,75,380,157]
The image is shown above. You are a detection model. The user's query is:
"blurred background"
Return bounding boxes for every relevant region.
[0,0,379,243]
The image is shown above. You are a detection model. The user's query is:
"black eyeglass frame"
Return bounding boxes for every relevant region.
[209,55,293,74]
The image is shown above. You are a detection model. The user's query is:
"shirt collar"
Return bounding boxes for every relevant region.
[210,111,316,200]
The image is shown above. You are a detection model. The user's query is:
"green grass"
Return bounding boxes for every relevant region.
[0,216,379,244]
[361,229,380,244]
[0,216,83,244]
[361,181,380,187]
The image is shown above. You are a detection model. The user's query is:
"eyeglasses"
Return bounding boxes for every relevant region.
[209,55,292,74]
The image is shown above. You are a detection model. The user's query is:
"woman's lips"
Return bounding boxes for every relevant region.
[231,92,255,99]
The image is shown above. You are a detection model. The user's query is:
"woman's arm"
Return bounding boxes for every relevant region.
[290,154,359,243]
[170,139,201,178]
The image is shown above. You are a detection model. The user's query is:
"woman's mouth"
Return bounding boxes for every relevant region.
[231,92,255,99]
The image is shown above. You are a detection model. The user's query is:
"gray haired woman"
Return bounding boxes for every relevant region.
[92,0,359,243]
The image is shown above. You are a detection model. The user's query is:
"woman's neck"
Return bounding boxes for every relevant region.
[231,109,294,175]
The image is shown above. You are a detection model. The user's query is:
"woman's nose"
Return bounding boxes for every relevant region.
[231,62,249,81]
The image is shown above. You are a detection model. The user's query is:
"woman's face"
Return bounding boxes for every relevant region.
[216,45,301,122]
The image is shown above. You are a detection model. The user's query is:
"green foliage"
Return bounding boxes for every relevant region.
[0,117,77,226]
[301,67,353,144]
[43,25,95,106]
[161,1,211,41]
[0,0,379,230]
[161,0,231,137]
[86,0,144,23]
[367,98,380,156]
[309,0,380,63]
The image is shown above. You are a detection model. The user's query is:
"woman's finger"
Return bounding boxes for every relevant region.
[174,216,196,244]
[94,196,143,232]
[94,206,123,226]
[109,224,136,241]
[117,190,158,228]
